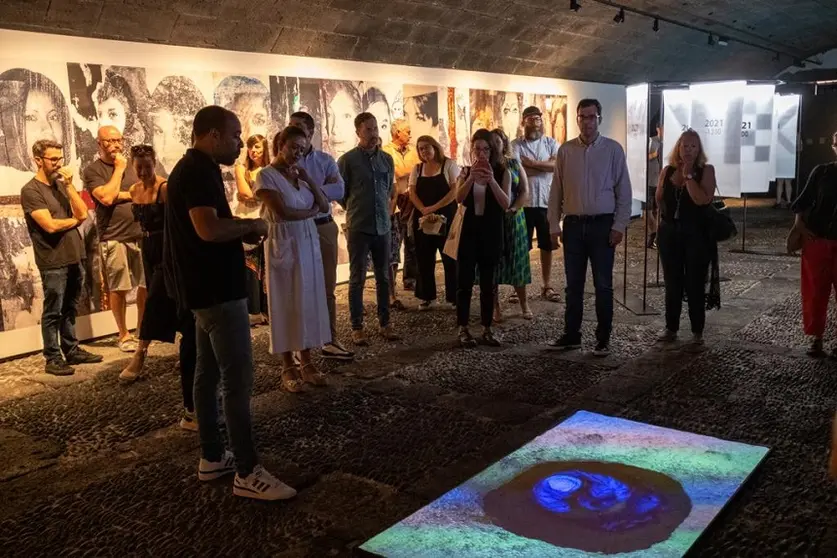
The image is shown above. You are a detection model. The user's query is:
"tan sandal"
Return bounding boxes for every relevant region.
[119,348,146,384]
[281,366,304,393]
[300,362,328,387]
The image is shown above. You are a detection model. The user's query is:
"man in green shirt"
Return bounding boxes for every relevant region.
[338,113,401,346]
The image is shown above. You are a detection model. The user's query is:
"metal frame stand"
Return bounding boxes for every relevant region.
[614,219,660,316]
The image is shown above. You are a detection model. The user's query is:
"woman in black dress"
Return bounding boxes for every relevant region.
[655,129,718,345]
[119,145,198,431]
[409,135,460,310]
[454,129,511,347]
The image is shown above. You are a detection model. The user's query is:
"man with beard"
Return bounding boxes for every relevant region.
[21,139,103,375]
[165,105,295,500]
[512,106,560,304]
[83,125,146,353]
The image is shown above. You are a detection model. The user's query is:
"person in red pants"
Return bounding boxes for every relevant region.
[791,131,837,357]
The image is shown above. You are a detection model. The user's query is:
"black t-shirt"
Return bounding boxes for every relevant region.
[82,159,142,242]
[792,163,837,240]
[20,178,84,270]
[164,149,246,310]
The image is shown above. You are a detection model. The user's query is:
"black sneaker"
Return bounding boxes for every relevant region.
[65,348,104,365]
[458,329,477,348]
[481,330,501,347]
[592,341,610,357]
[45,359,74,376]
[808,338,826,358]
[547,335,582,351]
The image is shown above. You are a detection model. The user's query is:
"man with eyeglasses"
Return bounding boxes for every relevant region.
[547,99,632,357]
[83,126,146,353]
[512,106,560,304]
[20,139,104,375]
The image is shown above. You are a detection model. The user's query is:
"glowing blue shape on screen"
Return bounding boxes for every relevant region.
[533,471,633,514]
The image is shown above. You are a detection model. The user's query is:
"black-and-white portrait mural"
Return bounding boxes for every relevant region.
[147,73,208,173]
[403,85,449,156]
[270,76,325,151]
[67,64,153,170]
[469,89,524,141]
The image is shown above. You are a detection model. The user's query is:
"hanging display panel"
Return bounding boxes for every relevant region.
[740,84,774,194]
[772,94,800,180]
[626,83,649,202]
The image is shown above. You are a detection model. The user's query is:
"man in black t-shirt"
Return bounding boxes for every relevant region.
[83,125,146,353]
[165,105,295,501]
[20,139,104,375]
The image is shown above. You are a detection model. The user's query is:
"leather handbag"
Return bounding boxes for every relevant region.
[707,188,737,243]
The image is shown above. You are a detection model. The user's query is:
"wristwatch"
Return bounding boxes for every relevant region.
[686,173,694,181]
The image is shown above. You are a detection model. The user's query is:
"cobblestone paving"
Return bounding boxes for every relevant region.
[2,206,836,557]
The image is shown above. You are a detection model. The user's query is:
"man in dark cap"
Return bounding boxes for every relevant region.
[512,106,560,303]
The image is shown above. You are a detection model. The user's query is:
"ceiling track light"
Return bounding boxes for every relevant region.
[652,18,659,32]
[613,8,625,23]
[773,52,780,62]
[717,36,729,46]
[707,34,716,46]
[570,0,581,11]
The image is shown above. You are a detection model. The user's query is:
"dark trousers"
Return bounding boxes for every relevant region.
[563,215,615,343]
[397,217,418,283]
[456,230,496,328]
[178,311,197,412]
[658,222,710,335]
[39,263,84,363]
[348,230,391,330]
[414,226,457,303]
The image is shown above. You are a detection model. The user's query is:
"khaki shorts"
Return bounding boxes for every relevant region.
[100,240,145,292]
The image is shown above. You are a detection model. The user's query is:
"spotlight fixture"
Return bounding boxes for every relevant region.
[794,59,806,68]
[570,0,580,11]
[652,18,659,32]
[707,34,716,46]
[773,52,780,62]
[717,36,729,46]
[613,8,625,23]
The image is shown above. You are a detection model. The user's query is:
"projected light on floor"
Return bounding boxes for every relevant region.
[358,411,769,558]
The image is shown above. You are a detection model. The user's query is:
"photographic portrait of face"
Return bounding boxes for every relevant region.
[0,68,72,173]
[367,101,390,139]
[499,92,521,139]
[149,76,206,172]
[97,95,127,134]
[403,94,439,144]
[214,75,271,163]
[325,81,362,158]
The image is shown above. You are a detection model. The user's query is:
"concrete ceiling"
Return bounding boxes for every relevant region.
[1,0,836,84]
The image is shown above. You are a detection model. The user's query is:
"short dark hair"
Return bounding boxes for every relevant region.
[354,112,376,130]
[130,144,156,159]
[577,98,602,117]
[276,125,308,149]
[471,128,503,167]
[32,139,63,159]
[290,111,315,134]
[192,105,236,138]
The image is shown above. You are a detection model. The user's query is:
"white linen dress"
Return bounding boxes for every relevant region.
[254,166,331,354]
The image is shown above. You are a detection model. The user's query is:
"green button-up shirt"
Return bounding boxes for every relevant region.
[338,146,395,236]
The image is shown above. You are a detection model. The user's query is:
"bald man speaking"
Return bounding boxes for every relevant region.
[83,125,146,352]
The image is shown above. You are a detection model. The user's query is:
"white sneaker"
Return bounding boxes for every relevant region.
[198,450,236,481]
[233,465,297,501]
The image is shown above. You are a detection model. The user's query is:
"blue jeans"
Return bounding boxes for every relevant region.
[563,215,615,344]
[192,298,257,476]
[39,263,83,363]
[348,230,391,330]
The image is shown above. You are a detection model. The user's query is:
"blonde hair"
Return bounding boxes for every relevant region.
[668,128,707,168]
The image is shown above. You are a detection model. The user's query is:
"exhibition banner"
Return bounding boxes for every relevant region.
[690,81,745,197]
[740,84,775,194]
[662,88,691,166]
[626,83,648,202]
[772,94,800,180]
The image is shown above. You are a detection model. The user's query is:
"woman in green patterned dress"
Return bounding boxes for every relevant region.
[490,128,532,322]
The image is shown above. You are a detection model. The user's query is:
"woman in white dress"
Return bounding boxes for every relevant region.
[254,126,331,392]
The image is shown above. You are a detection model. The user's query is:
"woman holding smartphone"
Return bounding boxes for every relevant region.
[254,126,331,392]
[454,129,511,347]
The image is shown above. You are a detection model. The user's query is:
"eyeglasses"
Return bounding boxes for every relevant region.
[38,156,64,163]
[100,138,123,145]
[524,116,543,123]
[472,146,491,153]
[577,115,600,122]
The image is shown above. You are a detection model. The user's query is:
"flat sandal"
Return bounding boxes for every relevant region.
[281,366,304,393]
[300,362,328,387]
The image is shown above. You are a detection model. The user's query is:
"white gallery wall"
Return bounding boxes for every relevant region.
[0,29,626,360]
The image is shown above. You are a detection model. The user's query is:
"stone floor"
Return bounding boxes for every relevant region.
[1,201,836,557]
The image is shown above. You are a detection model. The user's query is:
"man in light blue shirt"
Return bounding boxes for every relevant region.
[289,111,354,361]
[512,106,560,303]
